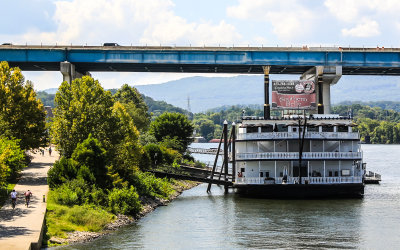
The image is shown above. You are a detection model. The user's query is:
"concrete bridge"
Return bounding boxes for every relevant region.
[1,44,399,115]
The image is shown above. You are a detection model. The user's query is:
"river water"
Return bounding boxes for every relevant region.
[58,144,400,249]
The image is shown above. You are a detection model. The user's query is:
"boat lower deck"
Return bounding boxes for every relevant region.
[233,183,364,198]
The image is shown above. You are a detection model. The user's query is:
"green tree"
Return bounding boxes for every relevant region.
[52,76,122,157]
[0,137,26,186]
[149,112,194,153]
[0,61,47,150]
[198,120,215,141]
[114,84,150,131]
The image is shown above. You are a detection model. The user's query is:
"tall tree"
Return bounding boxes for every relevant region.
[0,61,47,150]
[149,112,194,153]
[52,76,122,157]
[113,84,150,131]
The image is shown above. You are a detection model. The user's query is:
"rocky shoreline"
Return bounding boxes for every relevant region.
[49,181,200,245]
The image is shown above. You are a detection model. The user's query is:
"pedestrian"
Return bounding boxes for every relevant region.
[49,146,52,156]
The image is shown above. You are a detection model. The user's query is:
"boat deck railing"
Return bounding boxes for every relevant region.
[235,176,363,185]
[237,132,359,141]
[236,151,362,160]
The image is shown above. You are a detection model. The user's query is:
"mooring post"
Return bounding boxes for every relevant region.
[223,120,229,193]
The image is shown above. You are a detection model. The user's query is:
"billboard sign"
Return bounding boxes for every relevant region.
[271,80,316,109]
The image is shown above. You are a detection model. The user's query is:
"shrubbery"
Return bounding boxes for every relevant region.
[131,172,174,200]
[108,186,141,215]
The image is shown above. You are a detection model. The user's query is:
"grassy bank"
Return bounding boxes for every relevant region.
[43,190,115,246]
[43,178,198,246]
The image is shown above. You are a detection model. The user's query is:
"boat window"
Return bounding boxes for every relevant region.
[277,124,288,132]
[247,127,258,133]
[322,126,334,132]
[307,126,318,132]
[265,172,270,178]
[259,172,264,177]
[261,125,273,132]
[241,168,245,172]
[280,172,283,177]
[338,125,348,132]
[329,171,333,177]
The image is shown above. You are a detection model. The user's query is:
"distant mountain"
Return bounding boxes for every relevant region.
[42,88,58,94]
[134,75,400,112]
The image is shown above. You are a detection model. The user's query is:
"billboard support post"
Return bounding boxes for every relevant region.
[263,66,271,120]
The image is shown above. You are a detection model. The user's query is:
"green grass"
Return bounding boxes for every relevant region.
[0,183,17,208]
[44,190,115,244]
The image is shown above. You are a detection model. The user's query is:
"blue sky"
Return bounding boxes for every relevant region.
[2,0,400,90]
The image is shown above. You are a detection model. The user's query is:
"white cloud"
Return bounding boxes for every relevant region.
[324,0,360,22]
[14,0,241,46]
[342,19,380,37]
[227,0,316,40]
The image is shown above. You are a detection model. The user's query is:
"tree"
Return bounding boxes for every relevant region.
[0,137,26,186]
[0,61,47,150]
[198,120,215,141]
[114,84,150,131]
[51,76,122,157]
[149,112,194,153]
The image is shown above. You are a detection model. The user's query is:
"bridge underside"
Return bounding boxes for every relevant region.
[9,62,400,75]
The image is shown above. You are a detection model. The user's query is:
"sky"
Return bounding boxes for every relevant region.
[2,0,400,90]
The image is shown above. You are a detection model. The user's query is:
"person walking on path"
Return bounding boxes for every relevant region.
[49,146,52,156]
[24,190,32,207]
[10,190,17,209]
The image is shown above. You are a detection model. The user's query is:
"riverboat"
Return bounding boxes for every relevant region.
[232,114,365,198]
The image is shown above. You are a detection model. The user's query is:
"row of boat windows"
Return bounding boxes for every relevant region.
[245,125,349,133]
[240,169,344,178]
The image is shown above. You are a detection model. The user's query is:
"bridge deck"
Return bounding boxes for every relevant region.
[2,45,400,75]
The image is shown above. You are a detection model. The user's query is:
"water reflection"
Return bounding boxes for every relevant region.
[231,197,362,249]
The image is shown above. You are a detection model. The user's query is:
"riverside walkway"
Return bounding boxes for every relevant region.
[0,150,57,250]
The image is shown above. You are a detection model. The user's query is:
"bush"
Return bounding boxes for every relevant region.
[108,186,141,215]
[160,146,181,165]
[131,172,174,200]
[48,157,77,188]
[90,186,108,207]
[52,179,88,206]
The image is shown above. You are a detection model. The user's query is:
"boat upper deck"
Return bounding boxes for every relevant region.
[238,114,358,141]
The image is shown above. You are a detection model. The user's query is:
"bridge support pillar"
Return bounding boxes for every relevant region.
[301,66,342,114]
[60,62,91,83]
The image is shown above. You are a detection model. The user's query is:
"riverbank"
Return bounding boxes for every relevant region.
[47,180,199,246]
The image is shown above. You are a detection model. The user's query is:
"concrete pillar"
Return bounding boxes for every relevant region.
[60,61,90,83]
[322,66,342,114]
[300,66,342,114]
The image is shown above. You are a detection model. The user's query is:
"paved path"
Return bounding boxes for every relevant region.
[0,150,57,250]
